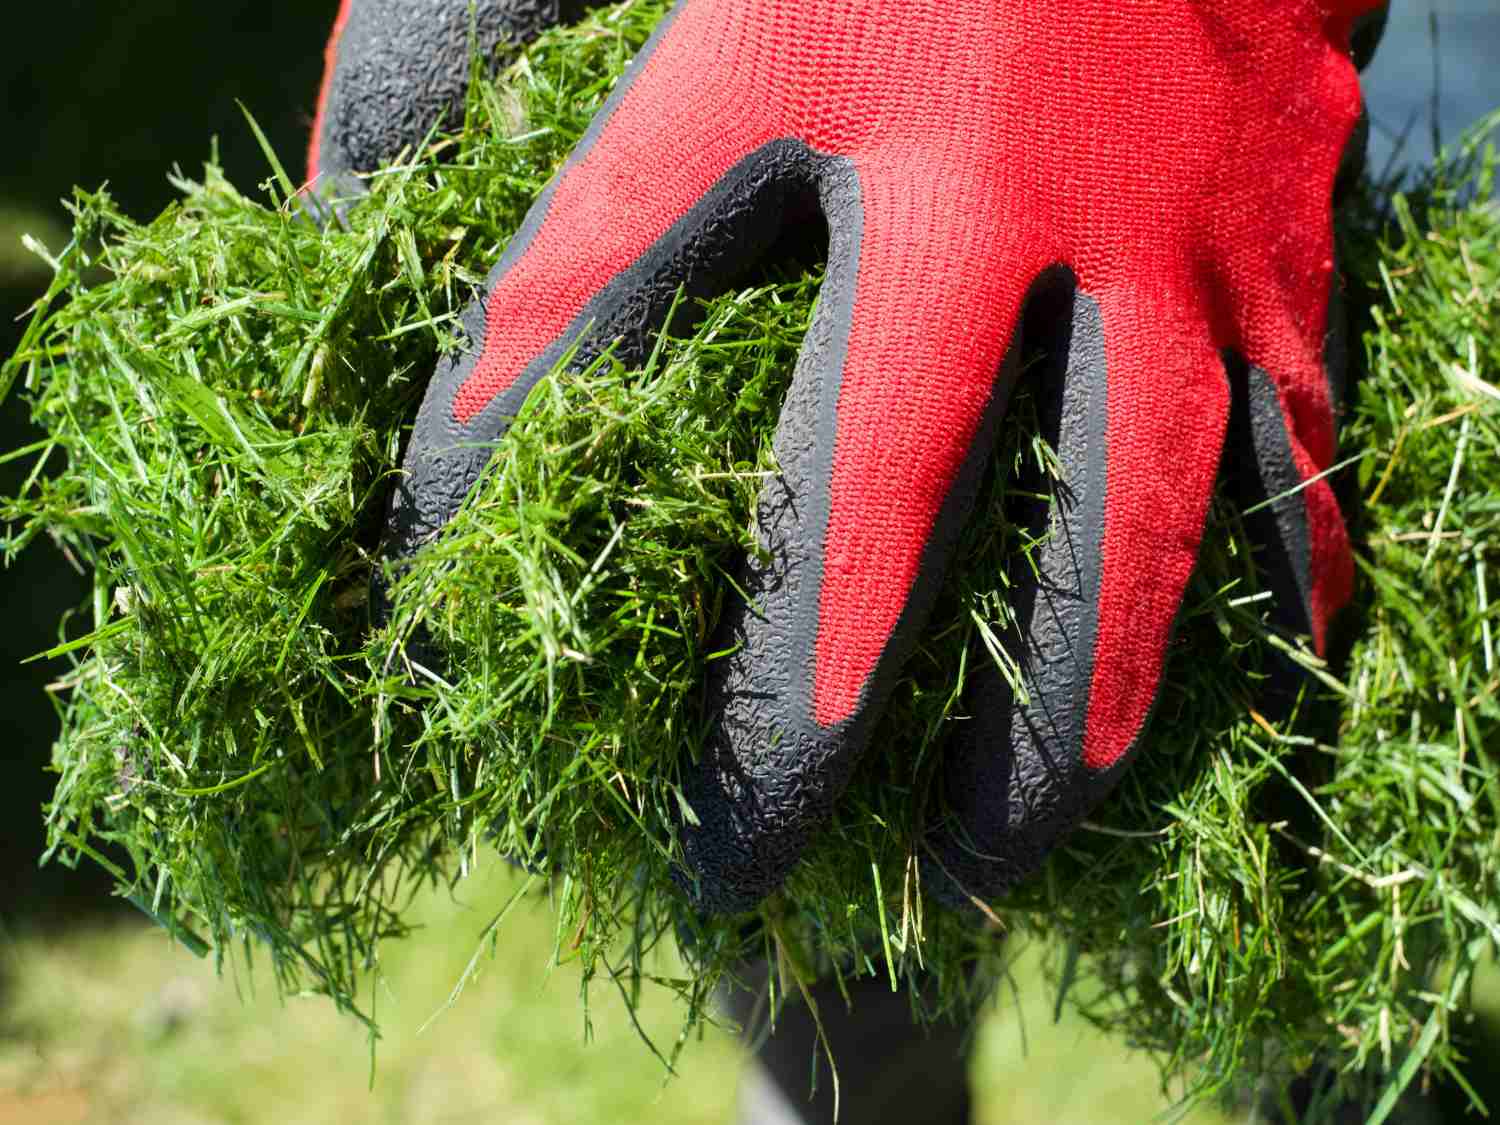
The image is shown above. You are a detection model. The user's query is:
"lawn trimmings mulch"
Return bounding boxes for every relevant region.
[3,3,1498,1113]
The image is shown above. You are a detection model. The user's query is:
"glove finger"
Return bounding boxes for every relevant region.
[385,1,811,563]
[1215,22,1359,661]
[1226,239,1356,662]
[677,153,1035,913]
[923,278,1229,908]
[308,0,593,190]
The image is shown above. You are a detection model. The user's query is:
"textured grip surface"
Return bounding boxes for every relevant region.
[310,0,592,183]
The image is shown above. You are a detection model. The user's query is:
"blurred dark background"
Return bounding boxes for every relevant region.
[1,0,1497,925]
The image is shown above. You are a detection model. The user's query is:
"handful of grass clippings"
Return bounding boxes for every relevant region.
[4,2,1499,1112]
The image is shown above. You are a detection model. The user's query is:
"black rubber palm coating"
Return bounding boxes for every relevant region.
[922,276,1123,908]
[316,0,594,182]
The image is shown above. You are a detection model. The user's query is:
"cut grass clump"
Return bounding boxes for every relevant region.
[3,2,1498,1112]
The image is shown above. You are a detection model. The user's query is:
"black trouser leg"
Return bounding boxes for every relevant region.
[723,963,974,1125]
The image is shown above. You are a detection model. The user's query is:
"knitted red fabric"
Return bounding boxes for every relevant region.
[450,0,1368,772]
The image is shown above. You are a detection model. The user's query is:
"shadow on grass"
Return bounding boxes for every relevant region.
[1430,998,1500,1121]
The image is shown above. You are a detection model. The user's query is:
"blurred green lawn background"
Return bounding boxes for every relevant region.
[0,863,1239,1124]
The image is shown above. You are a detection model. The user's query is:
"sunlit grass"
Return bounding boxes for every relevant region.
[0,864,1237,1125]
[2,0,1497,1114]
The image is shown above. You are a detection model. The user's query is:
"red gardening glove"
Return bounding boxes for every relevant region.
[320,0,1375,913]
